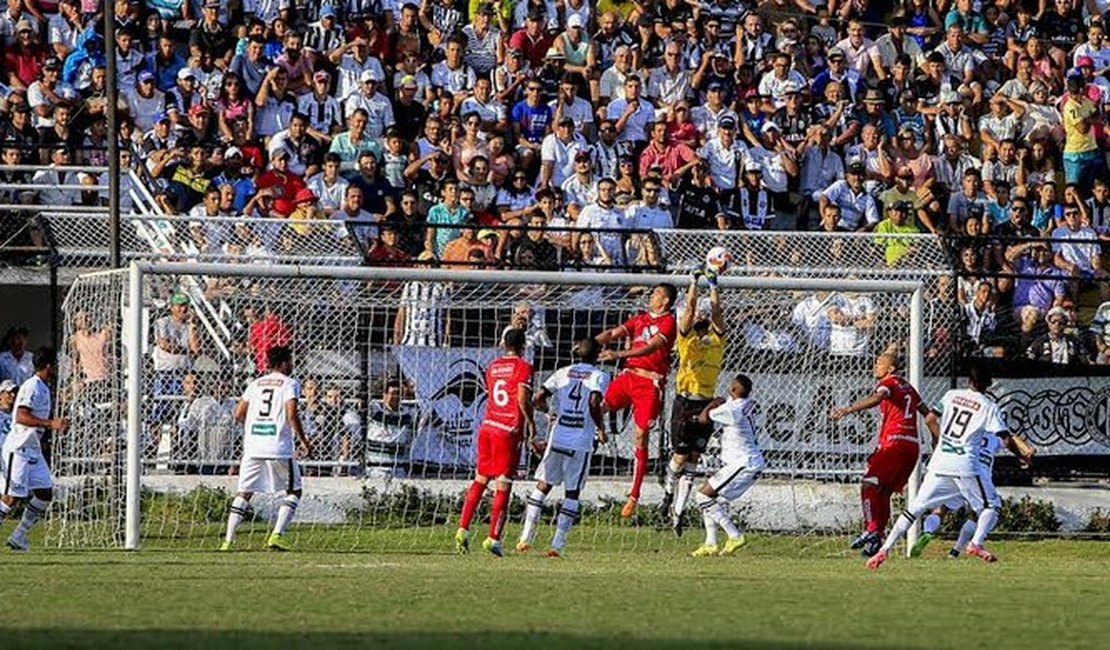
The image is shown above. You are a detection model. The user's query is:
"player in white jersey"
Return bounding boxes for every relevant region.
[0,380,16,480]
[516,339,609,557]
[220,346,314,552]
[0,348,69,551]
[690,374,764,558]
[868,364,1035,569]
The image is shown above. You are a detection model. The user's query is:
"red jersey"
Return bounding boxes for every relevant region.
[620,311,677,376]
[248,314,291,373]
[482,355,534,435]
[874,374,921,447]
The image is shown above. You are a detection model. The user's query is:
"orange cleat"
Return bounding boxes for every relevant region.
[966,544,998,563]
[866,550,888,570]
[620,496,638,518]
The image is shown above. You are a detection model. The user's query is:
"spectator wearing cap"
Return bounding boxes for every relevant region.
[770,83,815,157]
[747,121,798,210]
[875,14,925,76]
[4,19,47,89]
[190,0,234,63]
[1070,55,1110,111]
[345,68,394,140]
[463,3,503,76]
[296,71,341,143]
[491,45,529,105]
[27,56,70,130]
[307,152,350,218]
[697,115,747,192]
[151,292,201,427]
[124,69,168,133]
[329,31,384,102]
[811,47,860,102]
[1026,306,1087,365]
[638,119,694,182]
[390,72,429,142]
[857,88,897,140]
[819,161,879,232]
[689,81,737,143]
[431,35,478,99]
[873,200,922,266]
[167,67,202,124]
[509,9,554,69]
[540,114,588,189]
[757,54,807,108]
[0,3,35,47]
[721,160,773,230]
[606,74,654,146]
[0,327,33,386]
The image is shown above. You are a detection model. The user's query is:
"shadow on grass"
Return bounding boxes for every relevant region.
[1,630,871,650]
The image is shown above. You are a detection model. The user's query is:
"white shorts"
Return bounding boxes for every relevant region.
[535,446,591,493]
[708,460,764,502]
[237,457,302,494]
[910,471,1000,516]
[2,447,54,498]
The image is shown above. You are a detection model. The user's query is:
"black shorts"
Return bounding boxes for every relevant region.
[669,395,713,455]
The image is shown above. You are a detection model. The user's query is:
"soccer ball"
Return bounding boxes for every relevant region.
[705,246,732,274]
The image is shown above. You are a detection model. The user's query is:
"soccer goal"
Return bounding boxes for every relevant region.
[47,262,925,554]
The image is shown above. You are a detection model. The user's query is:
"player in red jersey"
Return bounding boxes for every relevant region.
[455,329,535,557]
[595,283,678,518]
[831,352,933,557]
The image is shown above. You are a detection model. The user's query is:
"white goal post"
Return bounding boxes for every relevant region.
[115,261,925,553]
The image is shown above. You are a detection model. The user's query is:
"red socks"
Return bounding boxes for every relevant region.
[861,483,891,534]
[489,488,510,541]
[458,480,485,532]
[630,447,649,500]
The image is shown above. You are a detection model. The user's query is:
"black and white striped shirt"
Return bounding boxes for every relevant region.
[304,20,345,54]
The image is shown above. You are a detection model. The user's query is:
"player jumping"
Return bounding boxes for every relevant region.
[660,272,725,535]
[595,283,678,518]
[221,346,314,552]
[830,352,932,557]
[516,338,609,557]
[868,363,1035,569]
[0,348,69,551]
[690,374,763,557]
[455,328,535,557]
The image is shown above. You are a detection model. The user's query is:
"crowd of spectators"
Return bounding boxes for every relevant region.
[4,0,1110,364]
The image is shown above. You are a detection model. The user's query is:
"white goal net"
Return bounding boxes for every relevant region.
[46,263,924,553]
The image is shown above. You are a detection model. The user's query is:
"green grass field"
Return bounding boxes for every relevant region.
[1,529,1107,649]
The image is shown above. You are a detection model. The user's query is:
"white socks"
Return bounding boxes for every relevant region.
[520,489,546,545]
[551,499,579,550]
[971,508,998,547]
[955,518,977,551]
[274,495,299,536]
[696,492,740,540]
[663,459,682,496]
[923,513,941,535]
[674,463,697,519]
[225,496,250,544]
[879,511,917,555]
[13,497,49,538]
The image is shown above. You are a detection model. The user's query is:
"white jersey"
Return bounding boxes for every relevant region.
[5,375,51,452]
[927,388,1007,477]
[542,363,609,452]
[708,396,764,467]
[0,408,11,450]
[241,372,301,459]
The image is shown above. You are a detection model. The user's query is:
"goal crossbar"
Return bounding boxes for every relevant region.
[123,261,926,552]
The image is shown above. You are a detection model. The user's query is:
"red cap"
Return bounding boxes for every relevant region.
[188,103,210,117]
[1077,55,1095,68]
[293,187,317,204]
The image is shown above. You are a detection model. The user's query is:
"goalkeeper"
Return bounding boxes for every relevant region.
[660,269,725,536]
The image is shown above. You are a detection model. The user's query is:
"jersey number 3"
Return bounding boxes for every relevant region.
[258,388,276,418]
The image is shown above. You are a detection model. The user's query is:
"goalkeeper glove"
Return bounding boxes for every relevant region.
[703,267,719,289]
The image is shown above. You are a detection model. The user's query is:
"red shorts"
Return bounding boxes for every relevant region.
[604,371,663,432]
[476,425,522,479]
[865,442,920,492]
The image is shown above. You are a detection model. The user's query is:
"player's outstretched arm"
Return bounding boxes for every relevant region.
[830,391,884,421]
[709,284,725,335]
[594,324,628,347]
[679,279,699,336]
[602,334,668,362]
[287,399,313,459]
[1004,432,1036,468]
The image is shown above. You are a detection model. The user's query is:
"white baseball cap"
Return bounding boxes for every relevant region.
[567,14,583,29]
[0,379,17,393]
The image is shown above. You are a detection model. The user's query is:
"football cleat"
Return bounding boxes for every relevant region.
[860,535,883,558]
[966,543,998,563]
[719,535,748,556]
[658,492,674,520]
[454,528,471,555]
[866,550,888,570]
[620,496,638,519]
[543,548,561,558]
[947,548,961,559]
[849,530,879,550]
[515,541,532,554]
[218,541,232,552]
[266,532,291,552]
[691,544,719,558]
[482,537,503,557]
[910,532,934,558]
[6,531,29,552]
